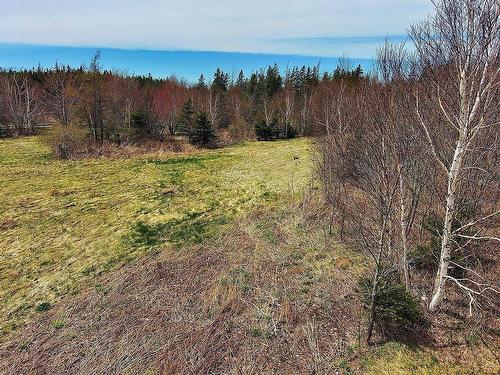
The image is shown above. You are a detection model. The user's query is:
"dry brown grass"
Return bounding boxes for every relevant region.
[0,201,364,374]
[0,196,497,374]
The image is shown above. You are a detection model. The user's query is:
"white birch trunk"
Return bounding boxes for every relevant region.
[429,129,466,311]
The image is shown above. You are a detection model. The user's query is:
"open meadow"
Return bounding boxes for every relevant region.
[0,136,312,336]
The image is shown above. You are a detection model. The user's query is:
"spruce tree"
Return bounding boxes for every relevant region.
[353,65,363,79]
[131,111,149,139]
[312,64,320,85]
[255,118,277,141]
[265,64,282,97]
[197,74,206,89]
[177,98,195,136]
[211,68,231,128]
[255,69,267,100]
[236,70,247,89]
[212,68,229,93]
[188,111,216,147]
[248,72,258,97]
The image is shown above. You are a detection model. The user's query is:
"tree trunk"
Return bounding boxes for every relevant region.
[428,132,465,311]
[367,218,387,344]
[398,169,410,290]
[366,262,380,345]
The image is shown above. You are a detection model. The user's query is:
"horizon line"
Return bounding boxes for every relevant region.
[0,42,376,81]
[0,41,379,61]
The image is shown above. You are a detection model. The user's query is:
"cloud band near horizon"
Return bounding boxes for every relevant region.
[0,0,432,57]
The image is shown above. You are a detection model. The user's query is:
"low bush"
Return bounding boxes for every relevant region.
[43,124,89,159]
[411,210,469,278]
[360,270,424,340]
[255,119,277,141]
[255,119,297,141]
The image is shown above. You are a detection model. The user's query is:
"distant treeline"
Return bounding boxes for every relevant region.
[0,54,365,145]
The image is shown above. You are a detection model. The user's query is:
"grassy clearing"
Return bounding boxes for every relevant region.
[0,200,366,374]
[1,137,496,375]
[361,341,499,375]
[0,136,312,336]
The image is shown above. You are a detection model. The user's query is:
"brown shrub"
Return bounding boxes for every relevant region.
[43,124,90,159]
[44,126,195,160]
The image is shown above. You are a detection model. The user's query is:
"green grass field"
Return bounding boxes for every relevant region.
[1,137,497,375]
[0,137,312,336]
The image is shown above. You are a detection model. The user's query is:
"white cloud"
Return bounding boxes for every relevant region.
[0,0,433,56]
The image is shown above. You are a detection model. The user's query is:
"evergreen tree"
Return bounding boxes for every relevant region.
[311,64,320,85]
[247,72,258,98]
[236,70,247,89]
[254,118,278,141]
[294,66,306,93]
[189,111,216,147]
[212,68,229,93]
[255,69,267,100]
[332,65,345,80]
[197,74,206,89]
[305,67,313,86]
[265,64,282,97]
[303,66,319,89]
[331,64,363,81]
[352,65,363,79]
[131,111,149,139]
[177,98,195,136]
[210,68,231,128]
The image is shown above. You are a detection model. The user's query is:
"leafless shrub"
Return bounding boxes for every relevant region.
[43,123,90,159]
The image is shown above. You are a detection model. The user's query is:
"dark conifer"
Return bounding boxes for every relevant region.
[197,74,206,89]
[189,111,216,147]
[177,98,195,136]
[212,68,229,93]
[236,70,247,89]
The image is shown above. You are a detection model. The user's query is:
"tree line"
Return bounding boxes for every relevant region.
[0,54,365,149]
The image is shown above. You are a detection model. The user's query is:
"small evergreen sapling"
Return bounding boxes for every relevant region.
[188,111,216,147]
[177,98,195,136]
[255,119,277,141]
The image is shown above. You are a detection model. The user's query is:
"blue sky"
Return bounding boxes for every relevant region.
[0,0,433,81]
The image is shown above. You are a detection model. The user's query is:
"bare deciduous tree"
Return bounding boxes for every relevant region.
[43,63,76,126]
[2,73,42,135]
[410,0,500,312]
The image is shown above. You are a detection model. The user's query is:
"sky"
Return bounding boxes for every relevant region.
[0,0,433,81]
